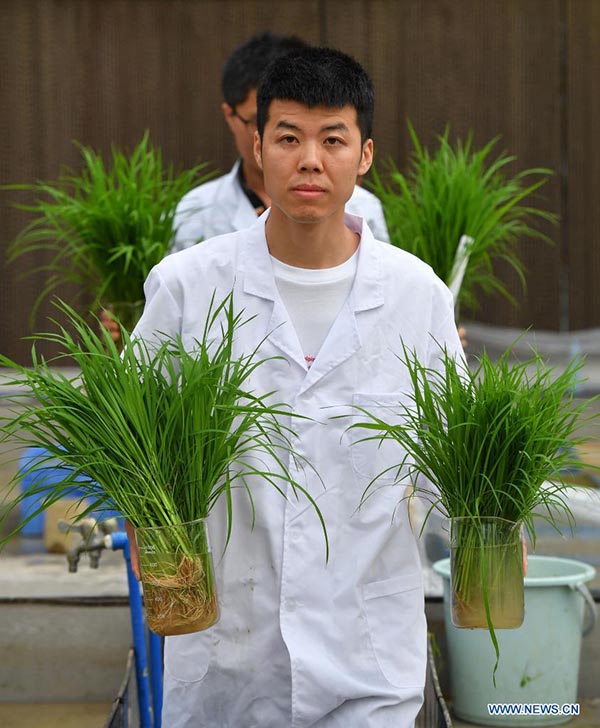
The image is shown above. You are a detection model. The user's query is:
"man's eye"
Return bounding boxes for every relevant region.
[280,136,297,144]
[324,137,343,145]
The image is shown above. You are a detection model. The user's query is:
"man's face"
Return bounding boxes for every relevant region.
[222,89,261,175]
[253,101,373,224]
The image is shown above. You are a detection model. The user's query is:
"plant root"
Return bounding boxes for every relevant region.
[142,555,219,636]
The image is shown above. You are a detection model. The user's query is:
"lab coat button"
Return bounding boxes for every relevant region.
[286,598,297,611]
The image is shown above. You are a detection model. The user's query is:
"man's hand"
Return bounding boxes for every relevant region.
[457,325,468,351]
[99,309,122,345]
[125,520,141,580]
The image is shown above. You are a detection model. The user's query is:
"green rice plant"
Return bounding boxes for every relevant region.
[0,296,328,546]
[368,123,557,311]
[350,344,598,676]
[0,296,328,632]
[5,132,214,331]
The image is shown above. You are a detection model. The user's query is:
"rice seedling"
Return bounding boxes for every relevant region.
[5,132,215,331]
[350,343,598,674]
[368,123,557,311]
[0,296,328,634]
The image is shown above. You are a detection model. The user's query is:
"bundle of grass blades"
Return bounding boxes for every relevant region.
[350,344,597,673]
[368,123,557,311]
[0,296,327,634]
[5,132,215,331]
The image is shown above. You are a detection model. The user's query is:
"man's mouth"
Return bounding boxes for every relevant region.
[292,184,327,198]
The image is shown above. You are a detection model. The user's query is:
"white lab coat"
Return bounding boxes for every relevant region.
[133,213,462,728]
[171,160,390,252]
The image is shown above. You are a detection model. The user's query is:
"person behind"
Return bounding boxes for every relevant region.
[100,33,389,343]
[170,31,390,251]
[130,45,463,727]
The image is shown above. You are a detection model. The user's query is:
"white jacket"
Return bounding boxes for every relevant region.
[133,213,462,728]
[171,160,390,252]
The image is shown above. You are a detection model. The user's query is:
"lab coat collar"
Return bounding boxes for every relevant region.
[240,210,385,313]
[240,211,385,385]
[240,211,306,368]
[228,160,259,232]
[240,209,278,302]
[345,212,385,312]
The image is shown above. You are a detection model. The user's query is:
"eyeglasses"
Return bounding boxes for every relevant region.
[231,108,258,131]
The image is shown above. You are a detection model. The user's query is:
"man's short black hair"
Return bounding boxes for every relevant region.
[256,47,375,144]
[222,32,308,108]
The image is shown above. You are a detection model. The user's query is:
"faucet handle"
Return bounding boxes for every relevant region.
[58,517,99,541]
[98,517,120,535]
[57,519,71,535]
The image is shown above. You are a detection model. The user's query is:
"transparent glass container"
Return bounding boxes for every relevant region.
[135,517,219,636]
[450,516,524,629]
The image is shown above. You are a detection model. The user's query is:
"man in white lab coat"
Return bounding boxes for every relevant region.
[132,46,463,727]
[170,33,390,252]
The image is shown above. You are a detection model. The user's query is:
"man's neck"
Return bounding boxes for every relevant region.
[265,207,360,269]
[241,160,270,208]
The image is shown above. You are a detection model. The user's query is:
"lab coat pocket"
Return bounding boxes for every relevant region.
[164,632,212,684]
[362,572,426,688]
[350,393,410,483]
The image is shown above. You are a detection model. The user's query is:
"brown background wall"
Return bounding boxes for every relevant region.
[1,0,599,364]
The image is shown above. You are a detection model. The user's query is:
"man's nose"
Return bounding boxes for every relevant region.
[297,142,323,172]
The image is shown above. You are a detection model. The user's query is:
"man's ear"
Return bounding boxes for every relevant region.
[253,131,263,171]
[358,138,374,177]
[222,102,236,133]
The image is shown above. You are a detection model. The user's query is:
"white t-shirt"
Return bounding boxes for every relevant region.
[271,249,359,369]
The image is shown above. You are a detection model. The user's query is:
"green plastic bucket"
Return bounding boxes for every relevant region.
[433,555,597,725]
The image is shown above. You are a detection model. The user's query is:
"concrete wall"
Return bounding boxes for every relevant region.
[0,601,131,702]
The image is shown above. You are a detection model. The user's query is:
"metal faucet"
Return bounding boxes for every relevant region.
[60,516,119,572]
